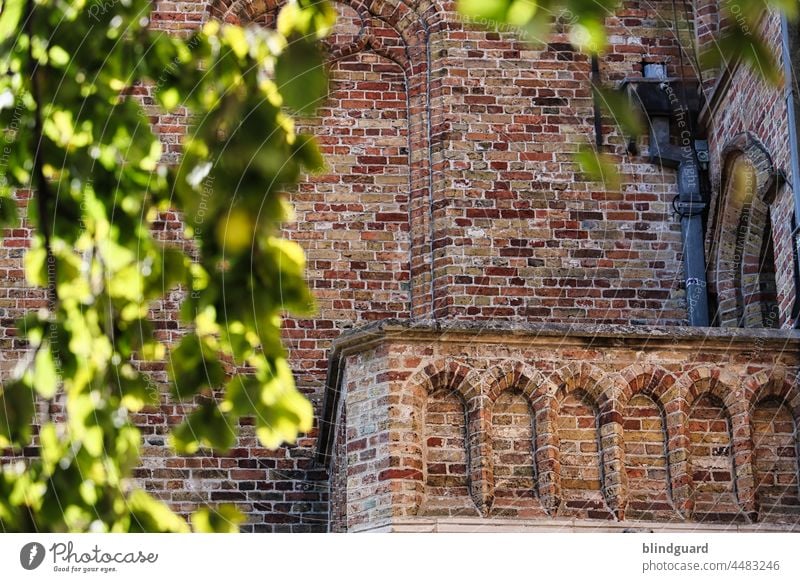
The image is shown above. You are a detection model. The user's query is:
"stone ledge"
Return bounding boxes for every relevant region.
[354,517,800,534]
[334,319,800,349]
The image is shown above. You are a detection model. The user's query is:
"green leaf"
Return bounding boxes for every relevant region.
[191,504,244,533]
[157,87,181,111]
[111,366,160,412]
[23,244,48,288]
[39,423,64,471]
[594,85,643,139]
[576,144,621,191]
[0,380,36,448]
[48,45,70,67]
[82,425,104,457]
[170,401,237,454]
[0,195,18,230]
[255,386,313,449]
[0,0,25,44]
[458,0,510,21]
[0,0,338,534]
[168,333,225,400]
[570,19,607,54]
[32,344,59,399]
[771,0,799,19]
[275,38,327,114]
[222,26,249,59]
[126,490,190,533]
[279,0,337,40]
[222,374,262,416]
[292,134,325,173]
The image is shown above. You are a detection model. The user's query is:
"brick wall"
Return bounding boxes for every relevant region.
[703,11,797,328]
[556,390,612,519]
[688,393,739,522]
[2,0,799,532]
[490,390,544,517]
[420,390,476,516]
[430,0,690,324]
[286,45,412,385]
[0,190,44,376]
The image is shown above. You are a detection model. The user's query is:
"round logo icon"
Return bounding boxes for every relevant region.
[20,542,46,570]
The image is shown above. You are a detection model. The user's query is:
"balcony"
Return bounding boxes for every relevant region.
[317,321,800,532]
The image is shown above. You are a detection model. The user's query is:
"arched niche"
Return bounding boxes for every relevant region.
[555,388,613,520]
[708,133,779,329]
[623,393,676,521]
[687,393,741,522]
[489,389,543,517]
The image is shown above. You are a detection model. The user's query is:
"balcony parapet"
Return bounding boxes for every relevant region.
[318,320,800,532]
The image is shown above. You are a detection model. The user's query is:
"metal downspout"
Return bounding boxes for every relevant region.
[643,64,710,326]
[779,15,800,327]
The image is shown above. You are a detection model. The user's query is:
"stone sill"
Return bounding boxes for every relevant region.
[353,517,800,534]
[333,319,800,351]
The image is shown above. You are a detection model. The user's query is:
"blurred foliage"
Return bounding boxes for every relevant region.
[458,0,799,185]
[0,0,333,532]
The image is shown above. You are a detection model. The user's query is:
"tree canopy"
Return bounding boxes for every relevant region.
[0,0,333,532]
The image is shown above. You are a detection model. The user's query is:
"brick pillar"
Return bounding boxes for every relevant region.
[339,345,420,530]
[466,393,493,515]
[600,405,628,520]
[665,392,692,517]
[729,399,758,521]
[535,400,561,515]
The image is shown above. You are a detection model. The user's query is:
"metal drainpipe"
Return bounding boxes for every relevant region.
[779,15,800,328]
[644,64,710,326]
[677,157,710,327]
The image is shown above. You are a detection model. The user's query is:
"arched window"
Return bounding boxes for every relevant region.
[708,135,779,328]
[741,213,779,328]
[708,134,779,328]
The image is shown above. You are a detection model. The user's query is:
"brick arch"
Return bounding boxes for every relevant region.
[744,370,800,421]
[617,364,676,410]
[680,366,743,414]
[708,132,779,329]
[617,365,682,521]
[206,0,435,74]
[618,365,685,461]
[482,360,553,406]
[476,360,558,516]
[207,0,279,24]
[616,365,681,453]
[325,7,419,74]
[677,367,755,521]
[406,358,472,400]
[744,370,800,520]
[404,359,482,516]
[549,362,622,421]
[403,359,473,448]
[549,363,624,519]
